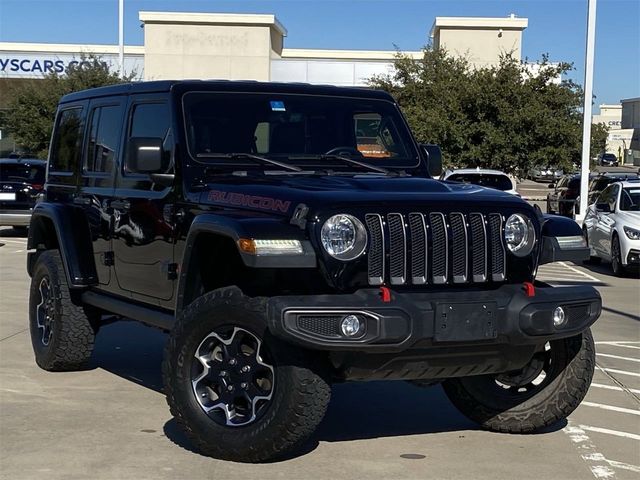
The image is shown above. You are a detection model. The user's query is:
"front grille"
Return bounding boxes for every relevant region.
[364,212,506,286]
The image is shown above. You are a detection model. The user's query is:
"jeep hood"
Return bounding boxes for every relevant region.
[199,175,531,215]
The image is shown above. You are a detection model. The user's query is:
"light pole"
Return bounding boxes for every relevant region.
[577,0,597,222]
[118,0,124,79]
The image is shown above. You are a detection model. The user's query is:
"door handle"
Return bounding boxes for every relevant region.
[110,199,131,211]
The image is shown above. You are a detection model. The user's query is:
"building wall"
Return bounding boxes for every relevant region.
[621,98,640,166]
[140,12,285,81]
[436,28,522,67]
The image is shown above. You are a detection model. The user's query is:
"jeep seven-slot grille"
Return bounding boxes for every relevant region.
[364,212,506,286]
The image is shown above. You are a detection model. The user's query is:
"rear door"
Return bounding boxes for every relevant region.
[111,94,177,305]
[75,97,126,286]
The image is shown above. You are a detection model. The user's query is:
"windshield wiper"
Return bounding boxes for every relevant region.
[290,154,390,175]
[196,152,302,172]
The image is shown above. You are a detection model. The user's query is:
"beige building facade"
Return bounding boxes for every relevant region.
[621,97,640,166]
[0,11,533,154]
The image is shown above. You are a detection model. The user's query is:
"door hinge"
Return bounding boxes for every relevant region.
[167,263,179,280]
[103,251,114,266]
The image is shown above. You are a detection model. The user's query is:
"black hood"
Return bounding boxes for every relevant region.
[199,174,528,216]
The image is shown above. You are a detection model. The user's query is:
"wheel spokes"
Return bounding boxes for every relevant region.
[191,327,275,427]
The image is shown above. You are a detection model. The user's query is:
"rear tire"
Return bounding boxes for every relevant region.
[163,287,331,462]
[28,250,99,371]
[443,329,594,433]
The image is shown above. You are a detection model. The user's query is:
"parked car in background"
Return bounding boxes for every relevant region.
[441,168,519,196]
[574,172,640,215]
[597,153,619,167]
[547,173,596,217]
[0,158,46,230]
[583,180,640,276]
[528,165,563,182]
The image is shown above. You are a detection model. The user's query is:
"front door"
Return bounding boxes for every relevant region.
[111,95,177,306]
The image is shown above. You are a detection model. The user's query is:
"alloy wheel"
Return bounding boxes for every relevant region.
[191,327,275,427]
[35,276,55,346]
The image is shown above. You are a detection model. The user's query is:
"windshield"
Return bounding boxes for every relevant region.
[447,173,513,191]
[621,187,640,211]
[0,163,45,183]
[182,92,418,169]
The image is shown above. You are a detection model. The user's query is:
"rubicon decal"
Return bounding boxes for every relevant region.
[207,190,291,213]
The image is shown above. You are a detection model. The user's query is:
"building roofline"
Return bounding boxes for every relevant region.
[0,42,144,55]
[280,48,422,60]
[138,11,287,36]
[430,16,528,37]
[621,97,640,103]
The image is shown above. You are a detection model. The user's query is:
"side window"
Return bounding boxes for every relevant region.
[597,186,613,207]
[126,102,170,172]
[50,108,84,172]
[129,103,169,138]
[85,104,124,173]
[608,185,619,211]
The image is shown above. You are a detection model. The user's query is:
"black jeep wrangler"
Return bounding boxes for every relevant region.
[27,81,600,462]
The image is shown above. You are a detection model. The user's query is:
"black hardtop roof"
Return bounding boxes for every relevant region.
[59,80,395,104]
[0,158,46,165]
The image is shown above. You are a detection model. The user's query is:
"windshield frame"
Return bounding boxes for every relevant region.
[180,90,421,171]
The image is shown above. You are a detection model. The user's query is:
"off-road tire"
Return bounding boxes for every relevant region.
[29,250,99,371]
[442,329,594,433]
[162,287,331,462]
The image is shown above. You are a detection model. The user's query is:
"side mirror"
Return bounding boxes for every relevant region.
[421,144,442,178]
[548,183,555,189]
[595,202,611,213]
[127,137,164,173]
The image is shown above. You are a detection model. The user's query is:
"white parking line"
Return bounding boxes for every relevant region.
[596,342,640,350]
[564,423,617,479]
[596,353,640,363]
[560,261,601,281]
[537,261,600,283]
[590,383,640,395]
[582,454,640,474]
[579,425,640,441]
[601,368,640,378]
[581,401,640,416]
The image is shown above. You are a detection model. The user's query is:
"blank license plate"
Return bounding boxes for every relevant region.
[434,302,498,342]
[0,193,16,201]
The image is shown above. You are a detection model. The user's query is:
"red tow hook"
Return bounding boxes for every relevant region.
[523,281,535,297]
[379,286,392,303]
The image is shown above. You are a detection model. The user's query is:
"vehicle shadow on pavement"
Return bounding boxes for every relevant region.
[93,320,567,462]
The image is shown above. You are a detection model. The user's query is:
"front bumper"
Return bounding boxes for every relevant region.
[267,283,601,352]
[0,210,31,226]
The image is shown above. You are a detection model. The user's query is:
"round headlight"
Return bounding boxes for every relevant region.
[504,214,535,257]
[321,214,367,261]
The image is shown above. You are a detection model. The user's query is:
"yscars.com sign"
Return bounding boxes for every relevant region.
[0,52,143,78]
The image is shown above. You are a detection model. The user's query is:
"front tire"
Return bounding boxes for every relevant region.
[611,235,627,277]
[162,287,331,462]
[442,329,594,433]
[28,250,99,371]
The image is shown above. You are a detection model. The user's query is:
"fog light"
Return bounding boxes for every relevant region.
[553,307,566,327]
[341,315,362,337]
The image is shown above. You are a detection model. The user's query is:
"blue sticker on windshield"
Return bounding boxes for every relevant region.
[270,100,286,112]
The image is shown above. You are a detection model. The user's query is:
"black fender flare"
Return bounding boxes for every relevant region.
[27,203,98,287]
[175,213,316,311]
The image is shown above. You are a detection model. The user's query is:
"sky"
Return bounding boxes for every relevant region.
[0,0,638,110]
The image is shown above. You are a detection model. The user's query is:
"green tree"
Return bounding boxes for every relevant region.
[590,122,609,160]
[370,48,606,176]
[1,55,134,158]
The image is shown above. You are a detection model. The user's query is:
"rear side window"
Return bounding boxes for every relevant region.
[85,105,124,173]
[0,163,45,183]
[447,173,513,191]
[50,108,84,172]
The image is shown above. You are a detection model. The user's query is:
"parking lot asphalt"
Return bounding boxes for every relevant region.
[1,226,638,480]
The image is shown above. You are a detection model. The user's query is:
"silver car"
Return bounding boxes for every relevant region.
[583,180,640,276]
